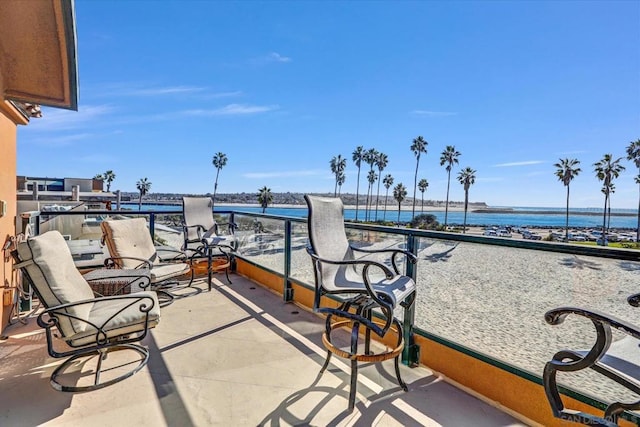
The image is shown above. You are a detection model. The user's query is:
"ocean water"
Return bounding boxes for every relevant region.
[122,203,639,229]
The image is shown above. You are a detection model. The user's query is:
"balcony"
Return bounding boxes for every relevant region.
[2,273,522,426]
[6,208,640,425]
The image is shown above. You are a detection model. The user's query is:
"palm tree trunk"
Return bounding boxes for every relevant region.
[412,161,419,219]
[602,193,608,245]
[421,194,424,214]
[445,170,451,227]
[138,193,142,211]
[564,185,570,242]
[383,189,389,220]
[397,202,401,226]
[463,190,469,233]
[334,180,337,197]
[375,178,382,221]
[355,168,361,221]
[213,169,221,210]
[637,181,640,243]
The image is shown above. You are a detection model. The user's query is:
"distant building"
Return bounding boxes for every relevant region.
[17,176,117,202]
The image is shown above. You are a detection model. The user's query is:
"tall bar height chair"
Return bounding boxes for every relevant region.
[182,196,237,288]
[304,195,417,412]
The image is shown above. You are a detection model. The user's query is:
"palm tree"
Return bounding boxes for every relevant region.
[457,167,476,234]
[418,179,429,214]
[366,169,377,221]
[212,152,228,209]
[337,171,346,196]
[626,139,640,243]
[330,154,347,197]
[352,146,365,221]
[374,152,388,221]
[593,154,625,245]
[393,182,407,226]
[382,174,394,221]
[257,186,273,213]
[136,177,152,211]
[554,158,581,242]
[439,146,460,227]
[103,170,116,192]
[363,148,379,221]
[410,136,428,219]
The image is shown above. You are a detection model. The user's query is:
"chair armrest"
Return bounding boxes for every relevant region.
[156,247,187,262]
[37,293,156,331]
[544,307,640,425]
[545,307,640,341]
[104,256,152,270]
[351,246,417,275]
[628,293,640,307]
[306,245,394,279]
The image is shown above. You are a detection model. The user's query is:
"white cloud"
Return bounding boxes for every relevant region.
[243,170,324,179]
[184,104,279,116]
[202,91,243,99]
[26,133,94,147]
[411,110,458,117]
[493,161,545,167]
[268,52,292,63]
[127,86,206,96]
[27,105,113,131]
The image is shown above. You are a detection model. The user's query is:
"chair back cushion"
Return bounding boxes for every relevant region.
[101,218,159,268]
[16,231,95,336]
[182,197,216,243]
[305,195,355,290]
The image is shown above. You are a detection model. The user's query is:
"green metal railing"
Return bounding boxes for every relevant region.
[27,208,640,421]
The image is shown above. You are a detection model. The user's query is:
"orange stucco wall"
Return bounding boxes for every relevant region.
[0,103,20,334]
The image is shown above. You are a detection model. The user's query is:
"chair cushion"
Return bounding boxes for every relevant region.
[16,231,96,337]
[332,267,416,308]
[67,291,160,346]
[150,263,190,282]
[101,218,159,268]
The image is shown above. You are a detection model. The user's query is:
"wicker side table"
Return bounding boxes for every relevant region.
[83,268,151,296]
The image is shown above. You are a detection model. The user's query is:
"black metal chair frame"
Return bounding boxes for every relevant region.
[12,250,157,392]
[543,293,640,426]
[305,195,417,412]
[182,217,238,288]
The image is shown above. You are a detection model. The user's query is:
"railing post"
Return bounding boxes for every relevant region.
[283,219,293,302]
[149,213,155,241]
[229,212,236,272]
[403,232,419,366]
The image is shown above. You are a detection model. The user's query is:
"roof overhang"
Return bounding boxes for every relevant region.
[0,0,78,111]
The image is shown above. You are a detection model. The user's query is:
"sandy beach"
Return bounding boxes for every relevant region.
[228,226,639,404]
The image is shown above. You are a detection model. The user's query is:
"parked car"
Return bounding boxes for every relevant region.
[522,231,542,240]
[483,230,497,237]
[496,229,512,238]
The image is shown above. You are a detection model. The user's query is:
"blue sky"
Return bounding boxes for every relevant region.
[17,1,640,208]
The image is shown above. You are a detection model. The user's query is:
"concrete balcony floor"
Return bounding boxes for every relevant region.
[0,274,526,426]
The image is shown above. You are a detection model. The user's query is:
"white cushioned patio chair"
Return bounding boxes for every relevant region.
[182,196,237,285]
[544,295,640,426]
[304,195,417,412]
[12,230,160,392]
[101,218,193,302]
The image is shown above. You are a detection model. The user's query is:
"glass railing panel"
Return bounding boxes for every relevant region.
[413,236,640,404]
[290,221,312,284]
[233,214,285,274]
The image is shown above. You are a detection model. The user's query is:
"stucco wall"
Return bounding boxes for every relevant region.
[0,105,19,333]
